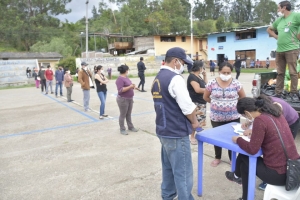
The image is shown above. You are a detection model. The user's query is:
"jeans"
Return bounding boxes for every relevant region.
[55,81,63,96]
[46,80,53,93]
[276,49,299,94]
[116,96,134,130]
[235,154,286,200]
[66,86,72,101]
[97,91,107,116]
[83,89,90,111]
[158,135,194,200]
[211,118,240,160]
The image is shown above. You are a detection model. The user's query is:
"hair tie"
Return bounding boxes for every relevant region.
[255,99,264,108]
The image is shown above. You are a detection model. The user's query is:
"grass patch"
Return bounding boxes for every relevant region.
[0,84,35,90]
[240,68,274,73]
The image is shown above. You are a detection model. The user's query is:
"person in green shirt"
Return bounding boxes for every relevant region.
[267,1,300,102]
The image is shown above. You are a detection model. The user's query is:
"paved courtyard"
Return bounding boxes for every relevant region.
[0,72,299,200]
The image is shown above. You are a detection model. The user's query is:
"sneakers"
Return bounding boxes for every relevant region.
[120,130,128,135]
[258,182,267,191]
[51,92,54,94]
[99,116,104,119]
[141,90,147,92]
[102,114,108,117]
[290,93,300,103]
[128,127,139,132]
[225,171,242,185]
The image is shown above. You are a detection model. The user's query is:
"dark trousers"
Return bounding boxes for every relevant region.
[235,154,286,200]
[138,72,145,90]
[290,118,300,139]
[40,79,46,92]
[211,118,240,160]
[235,68,241,80]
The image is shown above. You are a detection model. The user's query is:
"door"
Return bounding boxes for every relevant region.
[217,54,225,66]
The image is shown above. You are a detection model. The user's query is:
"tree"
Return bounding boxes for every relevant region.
[58,57,76,74]
[30,37,73,58]
[216,16,226,32]
[0,0,72,51]
[253,0,278,24]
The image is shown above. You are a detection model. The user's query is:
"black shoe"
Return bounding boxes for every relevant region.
[45,92,48,95]
[291,93,300,103]
[237,198,243,200]
[141,90,147,92]
[225,171,242,185]
[51,92,54,94]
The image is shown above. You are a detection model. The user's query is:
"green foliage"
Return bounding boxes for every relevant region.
[216,16,226,32]
[58,57,77,74]
[253,0,278,24]
[30,37,73,58]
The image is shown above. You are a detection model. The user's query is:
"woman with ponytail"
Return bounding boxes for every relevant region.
[225,95,300,200]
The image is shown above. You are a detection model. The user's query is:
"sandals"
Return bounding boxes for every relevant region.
[190,138,198,145]
[210,159,221,167]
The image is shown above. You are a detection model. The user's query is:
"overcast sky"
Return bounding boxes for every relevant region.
[56,0,117,23]
[57,0,285,23]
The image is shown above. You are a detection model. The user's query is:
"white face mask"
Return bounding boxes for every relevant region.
[174,59,184,74]
[219,73,231,81]
[100,70,104,74]
[245,112,254,123]
[278,12,283,16]
[83,66,87,70]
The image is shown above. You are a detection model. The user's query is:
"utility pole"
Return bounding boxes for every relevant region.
[85,0,89,59]
[189,0,195,60]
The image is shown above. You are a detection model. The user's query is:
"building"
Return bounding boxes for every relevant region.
[0,52,63,68]
[206,26,277,68]
[133,35,208,61]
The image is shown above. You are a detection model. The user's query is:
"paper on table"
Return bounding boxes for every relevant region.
[232,123,251,142]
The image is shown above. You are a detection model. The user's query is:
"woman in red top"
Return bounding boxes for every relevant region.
[225,95,300,200]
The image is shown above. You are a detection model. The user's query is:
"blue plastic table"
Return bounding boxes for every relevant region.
[196,122,263,200]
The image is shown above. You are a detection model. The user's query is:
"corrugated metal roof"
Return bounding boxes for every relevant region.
[206,25,269,36]
[0,52,63,59]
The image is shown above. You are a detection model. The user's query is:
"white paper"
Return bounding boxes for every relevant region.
[232,123,251,142]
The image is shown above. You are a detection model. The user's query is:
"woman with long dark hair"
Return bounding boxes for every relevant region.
[115,64,138,135]
[203,62,246,167]
[225,95,300,200]
[95,65,109,119]
[187,61,207,145]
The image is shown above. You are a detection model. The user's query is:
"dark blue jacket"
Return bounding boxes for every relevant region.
[55,70,64,82]
[151,69,192,138]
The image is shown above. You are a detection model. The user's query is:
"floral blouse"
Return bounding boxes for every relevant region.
[206,78,242,122]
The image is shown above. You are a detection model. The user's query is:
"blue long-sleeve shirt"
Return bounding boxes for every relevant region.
[55,70,64,81]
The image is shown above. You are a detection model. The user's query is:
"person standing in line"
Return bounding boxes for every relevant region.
[151,47,199,200]
[78,62,94,112]
[107,67,112,79]
[225,96,300,200]
[203,62,246,167]
[39,67,46,93]
[115,64,139,135]
[266,57,270,69]
[137,57,147,92]
[45,65,54,94]
[161,60,165,65]
[267,1,300,102]
[55,66,64,97]
[64,68,73,102]
[233,56,247,80]
[209,60,215,76]
[32,69,40,88]
[95,65,109,119]
[187,60,208,145]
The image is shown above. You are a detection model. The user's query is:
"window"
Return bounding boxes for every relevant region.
[181,37,186,42]
[161,36,176,42]
[235,30,256,40]
[217,36,226,43]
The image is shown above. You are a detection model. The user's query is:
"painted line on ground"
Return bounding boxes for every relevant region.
[0,121,96,139]
[44,94,99,122]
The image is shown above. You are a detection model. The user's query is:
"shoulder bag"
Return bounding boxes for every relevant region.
[268,116,300,191]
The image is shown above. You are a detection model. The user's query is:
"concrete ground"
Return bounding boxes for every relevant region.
[1,71,299,200]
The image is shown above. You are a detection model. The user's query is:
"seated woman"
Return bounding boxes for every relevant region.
[225,95,300,200]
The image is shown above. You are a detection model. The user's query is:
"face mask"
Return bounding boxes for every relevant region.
[245,112,254,123]
[278,12,283,16]
[100,70,104,74]
[174,59,184,74]
[83,67,87,70]
[219,74,231,81]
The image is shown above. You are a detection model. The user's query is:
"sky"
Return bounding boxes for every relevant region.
[56,0,117,23]
[57,0,285,23]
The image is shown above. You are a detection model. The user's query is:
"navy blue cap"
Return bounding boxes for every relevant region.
[81,61,88,66]
[166,47,193,65]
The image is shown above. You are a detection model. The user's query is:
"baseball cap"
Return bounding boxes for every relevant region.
[166,47,193,65]
[81,61,88,66]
